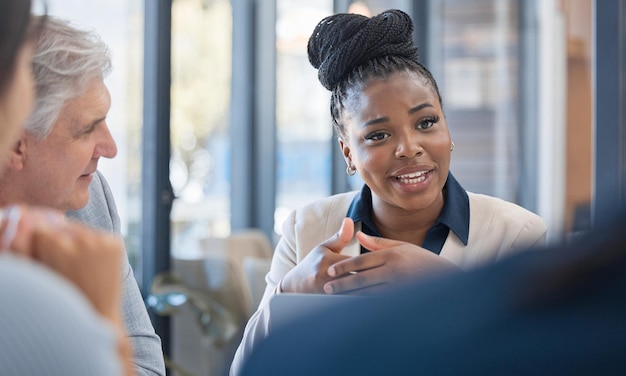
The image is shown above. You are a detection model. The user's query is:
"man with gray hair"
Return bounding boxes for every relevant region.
[0,16,166,376]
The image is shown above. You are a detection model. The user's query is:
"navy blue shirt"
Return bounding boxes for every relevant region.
[346,172,470,255]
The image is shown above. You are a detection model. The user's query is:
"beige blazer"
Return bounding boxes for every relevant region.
[230,190,546,375]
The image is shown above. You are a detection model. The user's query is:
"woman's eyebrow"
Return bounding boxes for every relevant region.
[408,103,434,114]
[361,116,389,128]
[361,102,435,128]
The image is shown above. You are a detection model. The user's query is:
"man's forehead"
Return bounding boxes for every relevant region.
[58,82,111,129]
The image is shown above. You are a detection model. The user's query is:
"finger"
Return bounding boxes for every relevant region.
[321,217,354,254]
[2,206,66,255]
[0,206,24,252]
[3,206,45,255]
[356,231,409,252]
[323,269,387,294]
[328,251,385,277]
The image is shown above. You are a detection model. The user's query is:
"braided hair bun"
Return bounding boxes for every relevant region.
[307,9,418,91]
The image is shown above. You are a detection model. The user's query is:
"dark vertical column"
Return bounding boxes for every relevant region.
[253,0,277,238]
[594,0,625,224]
[622,3,626,202]
[230,0,276,239]
[517,0,539,212]
[230,0,255,231]
[412,0,430,64]
[331,0,352,195]
[142,0,173,361]
[333,0,350,13]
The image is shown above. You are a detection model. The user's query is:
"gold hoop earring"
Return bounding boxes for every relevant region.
[346,165,357,176]
[450,141,455,152]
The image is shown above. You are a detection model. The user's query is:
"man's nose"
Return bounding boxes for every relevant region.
[94,124,118,159]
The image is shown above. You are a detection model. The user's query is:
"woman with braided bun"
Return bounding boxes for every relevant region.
[230,9,545,374]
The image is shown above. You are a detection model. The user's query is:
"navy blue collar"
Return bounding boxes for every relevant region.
[346,172,469,252]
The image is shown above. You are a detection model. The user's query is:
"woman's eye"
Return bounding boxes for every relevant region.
[365,132,388,141]
[417,116,439,130]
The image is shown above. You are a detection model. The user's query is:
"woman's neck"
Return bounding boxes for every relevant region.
[370,192,445,246]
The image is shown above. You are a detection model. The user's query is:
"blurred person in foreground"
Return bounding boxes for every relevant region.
[0,15,165,376]
[0,0,134,374]
[231,9,546,374]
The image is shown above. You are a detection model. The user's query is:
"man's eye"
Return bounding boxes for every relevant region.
[81,124,98,135]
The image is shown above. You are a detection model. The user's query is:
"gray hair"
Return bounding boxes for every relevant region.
[24,16,112,139]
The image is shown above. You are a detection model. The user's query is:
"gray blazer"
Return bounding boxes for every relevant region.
[67,170,166,376]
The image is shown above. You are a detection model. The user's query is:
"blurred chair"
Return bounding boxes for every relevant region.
[198,229,273,317]
[242,257,272,309]
[148,229,273,376]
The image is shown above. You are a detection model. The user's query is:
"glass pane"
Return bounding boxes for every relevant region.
[274,0,334,235]
[45,0,145,274]
[170,0,232,257]
[435,0,521,202]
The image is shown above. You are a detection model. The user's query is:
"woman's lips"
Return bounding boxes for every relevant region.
[390,169,434,193]
[394,170,429,184]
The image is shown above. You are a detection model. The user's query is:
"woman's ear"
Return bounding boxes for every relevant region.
[337,136,350,160]
[338,137,352,165]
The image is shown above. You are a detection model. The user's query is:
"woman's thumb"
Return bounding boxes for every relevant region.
[324,218,354,254]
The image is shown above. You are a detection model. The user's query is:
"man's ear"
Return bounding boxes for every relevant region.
[5,136,27,171]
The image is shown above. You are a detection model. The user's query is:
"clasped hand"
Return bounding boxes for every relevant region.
[281,218,458,295]
[0,205,124,321]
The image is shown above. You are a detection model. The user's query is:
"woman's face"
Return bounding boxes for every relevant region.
[0,42,36,170]
[340,71,451,215]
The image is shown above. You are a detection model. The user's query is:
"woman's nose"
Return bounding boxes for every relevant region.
[395,133,423,159]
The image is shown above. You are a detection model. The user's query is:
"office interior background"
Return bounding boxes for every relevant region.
[41,0,624,375]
